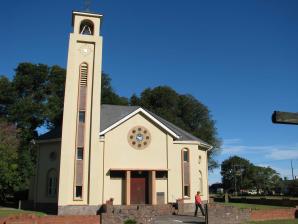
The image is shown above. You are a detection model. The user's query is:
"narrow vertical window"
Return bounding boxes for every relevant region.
[75,186,83,198]
[47,169,57,197]
[79,111,85,123]
[77,147,84,160]
[199,171,203,194]
[183,150,189,162]
[182,148,190,197]
[184,186,190,197]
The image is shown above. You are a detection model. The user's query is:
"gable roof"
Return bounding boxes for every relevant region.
[38,104,210,147]
[99,105,179,138]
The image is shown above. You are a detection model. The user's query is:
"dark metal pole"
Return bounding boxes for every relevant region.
[205,203,208,224]
[291,160,295,181]
[233,164,237,195]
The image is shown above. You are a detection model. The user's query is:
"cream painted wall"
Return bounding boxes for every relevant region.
[59,12,103,206]
[104,178,123,205]
[168,141,208,203]
[156,179,167,203]
[103,113,168,202]
[73,13,101,38]
[89,140,104,205]
[102,112,209,204]
[189,146,208,202]
[34,141,60,204]
[167,136,182,203]
[104,113,168,170]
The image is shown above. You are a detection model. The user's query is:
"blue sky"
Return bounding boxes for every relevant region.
[1,0,297,184]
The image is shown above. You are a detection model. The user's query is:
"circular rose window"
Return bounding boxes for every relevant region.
[127,126,151,150]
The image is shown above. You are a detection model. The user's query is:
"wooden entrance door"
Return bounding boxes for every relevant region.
[130,171,148,204]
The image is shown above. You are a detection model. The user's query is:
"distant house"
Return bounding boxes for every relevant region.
[283,180,298,196]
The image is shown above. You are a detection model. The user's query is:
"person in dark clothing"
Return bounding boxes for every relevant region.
[194,191,205,216]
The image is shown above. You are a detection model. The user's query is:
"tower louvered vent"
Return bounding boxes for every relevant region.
[80,63,88,87]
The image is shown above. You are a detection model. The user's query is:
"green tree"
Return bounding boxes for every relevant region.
[221,156,283,194]
[44,65,66,129]
[0,119,20,201]
[101,73,128,105]
[9,63,49,141]
[130,94,140,106]
[0,76,15,117]
[8,63,51,189]
[221,156,254,193]
[130,86,221,169]
[252,166,282,194]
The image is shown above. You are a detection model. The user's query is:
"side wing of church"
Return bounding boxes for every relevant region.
[29,11,212,215]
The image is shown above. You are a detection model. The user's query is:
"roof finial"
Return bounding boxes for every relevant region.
[84,0,92,12]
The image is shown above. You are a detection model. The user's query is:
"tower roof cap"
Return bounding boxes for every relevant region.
[72,11,103,26]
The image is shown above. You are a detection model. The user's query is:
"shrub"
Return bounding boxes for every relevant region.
[124,219,137,224]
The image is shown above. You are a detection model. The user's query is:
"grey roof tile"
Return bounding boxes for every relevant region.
[100,104,140,131]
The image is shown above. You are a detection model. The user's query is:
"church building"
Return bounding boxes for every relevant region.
[29,11,212,215]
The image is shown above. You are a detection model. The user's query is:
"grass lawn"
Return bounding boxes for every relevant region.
[246,220,298,224]
[0,208,46,217]
[216,202,291,210]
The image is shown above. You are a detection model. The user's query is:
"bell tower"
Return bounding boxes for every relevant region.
[58,11,103,212]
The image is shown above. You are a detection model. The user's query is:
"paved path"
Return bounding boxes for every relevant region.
[154,215,205,224]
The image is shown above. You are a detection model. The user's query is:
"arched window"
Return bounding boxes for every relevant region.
[47,169,57,197]
[182,148,190,197]
[80,20,94,35]
[199,170,203,194]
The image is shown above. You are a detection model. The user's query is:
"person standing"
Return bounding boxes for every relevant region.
[194,191,205,216]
